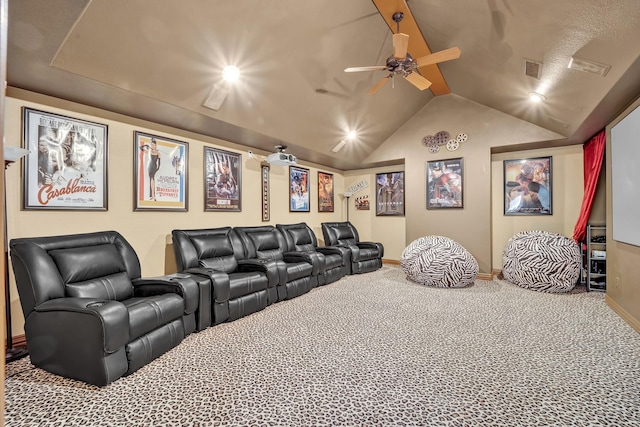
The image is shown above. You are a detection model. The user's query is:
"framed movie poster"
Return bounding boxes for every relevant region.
[290,166,310,212]
[134,132,188,211]
[427,158,463,209]
[22,107,108,210]
[318,171,334,212]
[375,171,405,216]
[204,147,241,212]
[504,156,552,215]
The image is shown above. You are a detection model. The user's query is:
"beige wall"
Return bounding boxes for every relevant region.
[491,146,584,270]
[344,166,406,261]
[363,94,564,273]
[4,90,346,336]
[605,96,640,332]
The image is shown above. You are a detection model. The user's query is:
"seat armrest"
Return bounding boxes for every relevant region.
[355,242,377,249]
[357,241,384,258]
[376,242,384,258]
[238,259,286,287]
[317,246,350,265]
[316,246,340,255]
[35,298,129,352]
[341,244,361,262]
[183,267,229,303]
[283,251,325,275]
[132,274,199,315]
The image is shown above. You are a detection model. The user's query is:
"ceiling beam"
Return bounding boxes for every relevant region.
[371,0,451,96]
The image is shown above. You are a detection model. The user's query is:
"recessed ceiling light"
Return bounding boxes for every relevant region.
[222,65,240,82]
[347,130,357,140]
[529,92,546,103]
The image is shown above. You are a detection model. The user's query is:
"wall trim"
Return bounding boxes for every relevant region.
[383,259,400,265]
[6,334,27,348]
[606,295,640,334]
[477,272,494,281]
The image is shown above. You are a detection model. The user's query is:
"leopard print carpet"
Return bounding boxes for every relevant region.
[5,265,640,426]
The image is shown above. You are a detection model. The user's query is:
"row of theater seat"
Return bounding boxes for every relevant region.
[9,221,383,386]
[173,222,385,328]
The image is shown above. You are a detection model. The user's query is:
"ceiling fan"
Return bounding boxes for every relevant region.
[344,11,461,94]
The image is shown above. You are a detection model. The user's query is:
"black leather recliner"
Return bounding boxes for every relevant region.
[9,230,199,386]
[321,221,384,274]
[234,225,319,300]
[276,222,348,285]
[172,227,282,324]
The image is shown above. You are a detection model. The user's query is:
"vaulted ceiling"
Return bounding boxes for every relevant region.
[7,0,640,170]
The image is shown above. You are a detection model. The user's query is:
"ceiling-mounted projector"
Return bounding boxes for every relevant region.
[267,152,297,166]
[267,145,297,166]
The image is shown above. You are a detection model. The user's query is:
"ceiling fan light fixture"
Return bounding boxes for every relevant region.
[528,92,546,103]
[344,4,460,95]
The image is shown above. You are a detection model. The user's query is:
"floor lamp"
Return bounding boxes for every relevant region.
[344,192,353,222]
[343,180,368,222]
[4,145,29,362]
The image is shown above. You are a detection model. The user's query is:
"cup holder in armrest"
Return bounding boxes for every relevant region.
[86,301,108,308]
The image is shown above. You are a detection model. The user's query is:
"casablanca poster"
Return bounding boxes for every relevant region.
[134,131,188,211]
[22,108,108,210]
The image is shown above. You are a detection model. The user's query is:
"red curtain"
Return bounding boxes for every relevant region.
[572,130,606,242]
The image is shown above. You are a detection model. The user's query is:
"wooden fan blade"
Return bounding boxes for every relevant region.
[344,66,388,73]
[404,72,432,91]
[415,47,461,68]
[393,33,410,59]
[369,77,390,94]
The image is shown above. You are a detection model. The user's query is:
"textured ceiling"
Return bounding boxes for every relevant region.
[7,0,640,170]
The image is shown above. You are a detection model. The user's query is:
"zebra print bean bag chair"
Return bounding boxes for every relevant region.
[401,236,478,288]
[502,230,581,293]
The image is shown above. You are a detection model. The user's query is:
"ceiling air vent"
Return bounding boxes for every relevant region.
[331,139,347,153]
[202,83,231,111]
[568,57,611,77]
[524,59,542,79]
